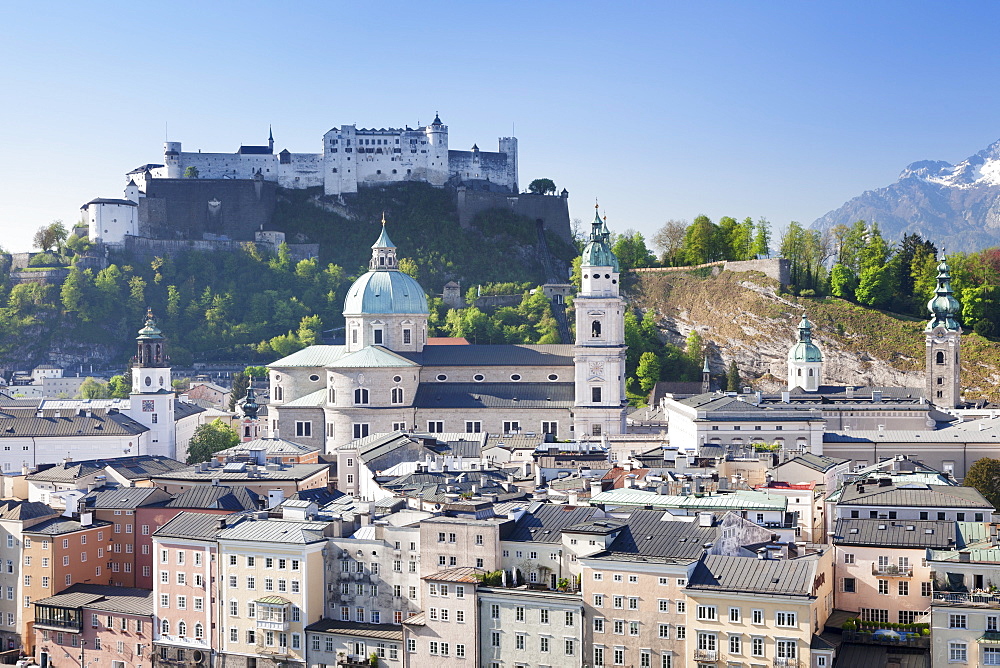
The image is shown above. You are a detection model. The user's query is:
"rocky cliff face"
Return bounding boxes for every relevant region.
[812,138,1000,250]
[632,268,1000,397]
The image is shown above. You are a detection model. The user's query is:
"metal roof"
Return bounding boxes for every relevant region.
[0,500,57,522]
[832,519,957,548]
[151,462,328,483]
[27,455,186,483]
[423,566,485,583]
[165,485,260,511]
[217,517,330,544]
[343,269,429,315]
[331,346,419,368]
[154,511,229,540]
[413,382,574,409]
[269,345,346,368]
[590,488,786,511]
[25,517,111,535]
[305,618,404,641]
[81,486,171,509]
[688,554,817,596]
[33,584,153,616]
[596,510,717,562]
[400,344,574,367]
[0,413,149,438]
[215,437,319,457]
[777,452,850,473]
[836,482,992,509]
[279,388,327,408]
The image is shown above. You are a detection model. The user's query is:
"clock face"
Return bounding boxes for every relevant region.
[588,361,605,381]
[142,400,155,412]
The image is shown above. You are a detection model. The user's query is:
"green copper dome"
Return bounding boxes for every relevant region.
[343,271,429,315]
[926,258,961,332]
[344,225,428,315]
[136,308,164,341]
[581,209,620,271]
[788,314,822,362]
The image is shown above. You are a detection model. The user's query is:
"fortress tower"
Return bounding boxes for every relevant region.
[573,207,628,438]
[925,257,962,408]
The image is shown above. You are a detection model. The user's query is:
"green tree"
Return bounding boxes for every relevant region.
[244,366,268,379]
[681,215,719,265]
[829,263,856,299]
[78,377,110,399]
[651,220,687,266]
[527,178,556,195]
[184,166,200,178]
[32,221,68,252]
[636,352,661,393]
[186,419,240,464]
[750,218,771,259]
[398,257,419,280]
[229,371,249,411]
[612,231,656,270]
[685,330,703,369]
[60,266,92,318]
[726,361,741,392]
[965,457,1000,509]
[108,375,131,399]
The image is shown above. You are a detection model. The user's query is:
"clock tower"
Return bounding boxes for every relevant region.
[925,258,962,409]
[125,308,176,458]
[573,206,627,438]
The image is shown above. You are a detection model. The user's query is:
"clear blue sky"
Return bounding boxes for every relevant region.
[2,1,1000,254]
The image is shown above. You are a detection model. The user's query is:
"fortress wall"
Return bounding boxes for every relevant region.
[138,178,277,241]
[449,151,514,190]
[119,237,317,263]
[456,190,572,243]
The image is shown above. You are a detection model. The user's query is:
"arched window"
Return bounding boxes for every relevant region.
[194,623,204,639]
[390,387,404,404]
[144,344,152,363]
[161,619,169,635]
[936,351,945,364]
[797,369,802,376]
[178,621,186,637]
[808,369,813,376]
[354,388,369,405]
[329,388,336,404]
[591,320,602,337]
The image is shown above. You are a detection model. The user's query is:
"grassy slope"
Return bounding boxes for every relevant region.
[633,268,1000,402]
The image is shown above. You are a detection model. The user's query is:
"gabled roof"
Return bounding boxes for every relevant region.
[0,500,57,522]
[832,518,957,549]
[81,486,171,510]
[688,554,817,596]
[0,413,149,438]
[331,346,418,369]
[777,452,850,473]
[151,462,328,483]
[166,485,260,511]
[154,511,228,540]
[270,345,346,368]
[836,481,992,509]
[217,517,330,544]
[25,517,111,535]
[502,505,599,544]
[215,437,319,458]
[27,455,186,483]
[423,566,485,583]
[592,510,716,562]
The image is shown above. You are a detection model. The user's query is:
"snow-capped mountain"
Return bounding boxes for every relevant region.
[812,139,1000,251]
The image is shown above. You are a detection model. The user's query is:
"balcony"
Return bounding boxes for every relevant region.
[694,649,718,661]
[773,658,799,668]
[872,564,913,577]
[933,591,1000,608]
[842,630,930,649]
[256,618,289,631]
[338,655,371,668]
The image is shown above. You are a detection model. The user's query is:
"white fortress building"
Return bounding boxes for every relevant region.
[135,114,517,196]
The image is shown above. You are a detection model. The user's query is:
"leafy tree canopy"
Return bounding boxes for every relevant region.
[186,419,239,464]
[528,178,556,195]
[965,457,1000,509]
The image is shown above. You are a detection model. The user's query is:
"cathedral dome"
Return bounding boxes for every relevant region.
[343,270,429,315]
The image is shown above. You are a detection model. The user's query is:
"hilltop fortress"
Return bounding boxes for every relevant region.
[131,114,517,197]
[79,114,570,254]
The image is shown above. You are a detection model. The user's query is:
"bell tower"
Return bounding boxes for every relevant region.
[787,314,823,392]
[925,258,962,408]
[126,309,176,458]
[573,205,627,438]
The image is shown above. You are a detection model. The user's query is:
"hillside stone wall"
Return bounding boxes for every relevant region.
[456,188,572,243]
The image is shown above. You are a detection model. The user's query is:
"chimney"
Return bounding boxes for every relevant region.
[567,490,579,506]
[698,512,714,528]
[872,390,882,403]
[590,479,603,497]
[846,386,854,399]
[267,488,284,509]
[212,478,221,487]
[781,392,790,403]
[959,551,971,563]
[756,547,767,560]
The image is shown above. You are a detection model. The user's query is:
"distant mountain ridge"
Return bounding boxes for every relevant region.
[812,138,1000,251]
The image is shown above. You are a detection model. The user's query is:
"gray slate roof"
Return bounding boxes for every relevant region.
[33,583,153,616]
[25,517,111,535]
[413,382,574,409]
[151,462,328,483]
[833,518,957,549]
[27,455,187,483]
[166,485,261,511]
[778,452,850,473]
[215,437,319,458]
[502,505,599,544]
[401,344,574,367]
[836,482,992,509]
[305,618,404,640]
[588,510,717,563]
[0,500,57,522]
[81,486,171,510]
[0,412,149,438]
[688,554,817,596]
[217,517,330,544]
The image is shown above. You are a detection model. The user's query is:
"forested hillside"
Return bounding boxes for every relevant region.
[0,184,578,371]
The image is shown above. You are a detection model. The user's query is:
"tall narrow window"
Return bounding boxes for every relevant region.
[592,320,602,337]
[374,329,383,345]
[592,387,602,403]
[354,388,369,405]
[936,351,945,364]
[403,329,411,345]
[391,388,404,404]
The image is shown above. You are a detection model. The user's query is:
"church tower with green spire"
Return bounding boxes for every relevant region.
[573,205,627,438]
[787,314,823,392]
[925,257,963,408]
[124,308,176,458]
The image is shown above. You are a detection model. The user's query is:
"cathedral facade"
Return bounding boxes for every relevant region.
[268,210,627,451]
